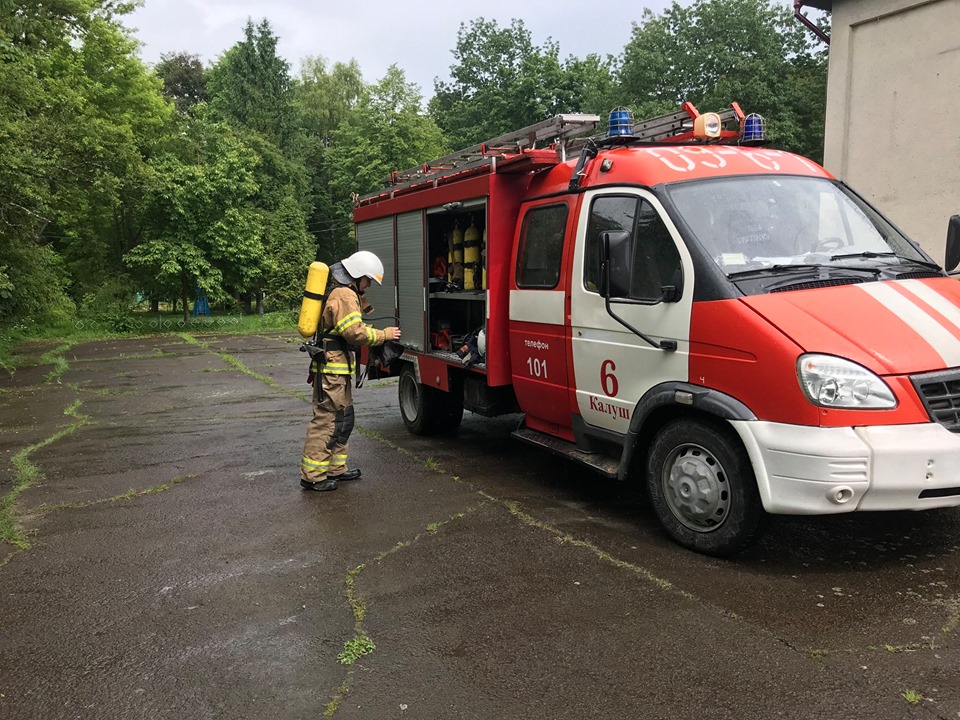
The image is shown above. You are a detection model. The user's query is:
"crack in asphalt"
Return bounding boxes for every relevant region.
[1,399,92,555]
[325,501,488,717]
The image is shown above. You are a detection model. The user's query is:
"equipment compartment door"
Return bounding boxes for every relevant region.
[509,202,572,435]
[396,211,426,351]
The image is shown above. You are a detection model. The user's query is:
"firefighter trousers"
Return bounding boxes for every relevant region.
[301,374,354,482]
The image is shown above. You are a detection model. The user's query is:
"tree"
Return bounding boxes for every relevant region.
[295,56,364,143]
[294,57,365,264]
[429,18,615,149]
[0,0,170,329]
[154,52,209,113]
[207,19,298,153]
[326,66,447,259]
[205,19,312,312]
[127,114,263,322]
[261,193,315,311]
[618,0,828,160]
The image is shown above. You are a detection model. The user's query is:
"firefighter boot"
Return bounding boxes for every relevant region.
[335,468,362,481]
[300,478,338,492]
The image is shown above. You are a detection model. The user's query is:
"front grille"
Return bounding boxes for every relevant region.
[911,368,960,432]
[770,277,865,293]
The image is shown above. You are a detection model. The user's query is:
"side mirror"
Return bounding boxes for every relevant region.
[600,230,632,298]
[946,215,960,272]
[660,285,682,303]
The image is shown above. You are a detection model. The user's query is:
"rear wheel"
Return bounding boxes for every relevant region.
[398,364,463,435]
[646,418,767,557]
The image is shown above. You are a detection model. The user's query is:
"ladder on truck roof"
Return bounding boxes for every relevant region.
[361,102,748,203]
[374,113,601,192]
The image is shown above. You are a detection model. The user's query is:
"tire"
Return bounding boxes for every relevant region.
[398,364,463,435]
[646,418,767,557]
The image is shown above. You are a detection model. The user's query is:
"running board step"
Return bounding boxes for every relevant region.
[511,427,619,479]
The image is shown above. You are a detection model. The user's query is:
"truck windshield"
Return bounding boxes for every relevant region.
[664,175,930,274]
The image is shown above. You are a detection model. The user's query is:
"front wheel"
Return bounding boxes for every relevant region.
[646,418,767,557]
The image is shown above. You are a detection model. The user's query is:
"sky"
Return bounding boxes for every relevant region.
[123,0,677,98]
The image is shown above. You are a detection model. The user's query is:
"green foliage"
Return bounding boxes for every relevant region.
[429,18,617,149]
[0,0,171,331]
[295,57,365,256]
[295,56,364,142]
[618,0,828,159]
[79,275,139,332]
[337,634,375,665]
[902,689,923,705]
[0,239,76,328]
[207,19,298,153]
[326,66,446,257]
[154,52,209,113]
[262,194,315,310]
[127,112,264,314]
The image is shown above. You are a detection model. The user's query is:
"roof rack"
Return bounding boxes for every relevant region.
[382,113,600,188]
[568,102,746,151]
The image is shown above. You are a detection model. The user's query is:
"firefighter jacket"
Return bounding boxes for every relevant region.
[315,285,387,376]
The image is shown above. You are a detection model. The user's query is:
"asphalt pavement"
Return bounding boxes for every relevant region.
[1,332,958,719]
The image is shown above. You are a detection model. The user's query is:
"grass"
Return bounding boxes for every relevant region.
[178,333,309,402]
[336,635,376,666]
[1,401,92,549]
[0,310,299,375]
[902,689,923,704]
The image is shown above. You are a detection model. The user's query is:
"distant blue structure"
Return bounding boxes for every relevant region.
[192,285,210,317]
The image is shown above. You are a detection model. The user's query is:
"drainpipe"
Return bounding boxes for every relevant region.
[794,0,830,45]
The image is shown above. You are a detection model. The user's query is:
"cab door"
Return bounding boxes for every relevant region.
[570,188,695,433]
[509,201,573,438]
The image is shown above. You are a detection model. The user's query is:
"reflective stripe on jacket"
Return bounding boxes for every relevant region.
[319,285,387,375]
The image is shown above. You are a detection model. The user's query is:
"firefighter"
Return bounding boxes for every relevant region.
[300,250,401,491]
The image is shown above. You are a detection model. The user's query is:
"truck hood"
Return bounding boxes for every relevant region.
[741,277,960,375]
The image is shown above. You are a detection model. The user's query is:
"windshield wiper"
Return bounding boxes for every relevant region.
[829,251,896,261]
[830,251,943,271]
[726,263,880,279]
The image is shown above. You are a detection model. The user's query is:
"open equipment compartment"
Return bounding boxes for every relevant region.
[425,198,487,366]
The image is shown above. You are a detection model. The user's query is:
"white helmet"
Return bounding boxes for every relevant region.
[341,250,385,285]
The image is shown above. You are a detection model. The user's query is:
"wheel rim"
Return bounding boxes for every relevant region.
[661,442,730,533]
[399,374,421,422]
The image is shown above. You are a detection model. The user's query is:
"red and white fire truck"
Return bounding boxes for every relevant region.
[353,102,960,556]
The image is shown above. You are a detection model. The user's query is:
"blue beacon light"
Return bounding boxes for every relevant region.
[742,113,766,143]
[608,107,634,137]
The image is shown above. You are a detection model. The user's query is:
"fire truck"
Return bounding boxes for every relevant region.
[352,102,960,557]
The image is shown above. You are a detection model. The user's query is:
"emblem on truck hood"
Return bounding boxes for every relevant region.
[741,277,960,375]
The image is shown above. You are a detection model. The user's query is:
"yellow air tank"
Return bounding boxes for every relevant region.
[463,221,481,290]
[297,261,330,338]
[481,228,487,290]
[450,223,464,285]
[446,230,455,283]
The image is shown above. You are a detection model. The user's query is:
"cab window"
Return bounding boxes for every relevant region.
[516,204,568,289]
[584,195,682,300]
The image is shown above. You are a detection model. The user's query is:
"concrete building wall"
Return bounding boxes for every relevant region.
[822,0,960,264]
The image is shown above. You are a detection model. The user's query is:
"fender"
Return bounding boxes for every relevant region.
[617,382,757,481]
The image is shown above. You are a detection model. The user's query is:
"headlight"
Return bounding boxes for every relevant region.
[797,354,897,409]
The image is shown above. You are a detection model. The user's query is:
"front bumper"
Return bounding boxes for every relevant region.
[730,420,960,515]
